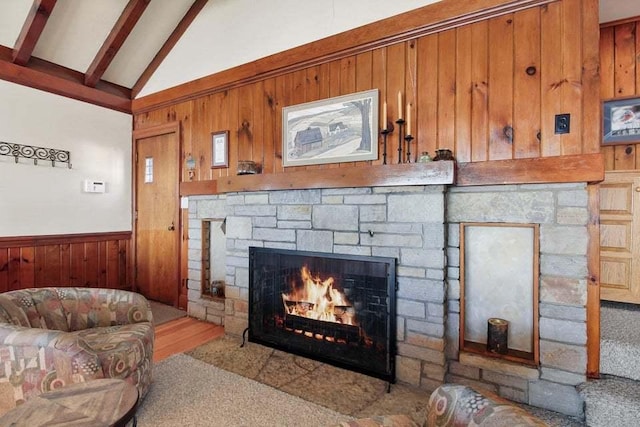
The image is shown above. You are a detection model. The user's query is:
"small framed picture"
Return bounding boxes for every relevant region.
[603,98,640,145]
[211,130,229,168]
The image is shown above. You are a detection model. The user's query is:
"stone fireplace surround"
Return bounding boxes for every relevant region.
[187,182,588,418]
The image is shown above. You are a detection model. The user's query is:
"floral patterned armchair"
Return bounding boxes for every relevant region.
[0,287,154,416]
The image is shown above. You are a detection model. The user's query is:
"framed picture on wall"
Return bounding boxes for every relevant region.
[211,130,229,168]
[603,97,640,145]
[282,89,379,167]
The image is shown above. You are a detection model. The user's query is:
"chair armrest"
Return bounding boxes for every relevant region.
[0,324,105,389]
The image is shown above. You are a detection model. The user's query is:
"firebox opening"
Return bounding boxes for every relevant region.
[248,247,397,382]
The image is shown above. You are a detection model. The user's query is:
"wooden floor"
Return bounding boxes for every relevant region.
[153,317,224,362]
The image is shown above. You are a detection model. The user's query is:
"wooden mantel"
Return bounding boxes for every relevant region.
[179,154,604,196]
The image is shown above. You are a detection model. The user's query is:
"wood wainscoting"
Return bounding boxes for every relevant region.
[0,231,132,292]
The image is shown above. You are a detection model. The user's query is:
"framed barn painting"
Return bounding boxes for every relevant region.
[603,97,640,145]
[282,89,379,167]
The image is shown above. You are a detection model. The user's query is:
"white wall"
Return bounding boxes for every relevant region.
[138,0,441,97]
[0,80,132,237]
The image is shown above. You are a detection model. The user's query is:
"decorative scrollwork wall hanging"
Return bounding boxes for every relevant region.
[0,141,72,168]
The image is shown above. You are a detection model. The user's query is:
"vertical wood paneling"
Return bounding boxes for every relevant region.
[540,2,563,156]
[85,242,99,287]
[513,7,541,159]
[357,51,375,165]
[70,243,85,286]
[9,248,21,290]
[371,49,386,166]
[135,0,599,179]
[455,25,472,164]
[405,40,418,162]
[488,14,514,160]
[190,97,208,181]
[262,79,276,174]
[34,246,45,286]
[106,240,120,288]
[0,250,8,292]
[470,20,489,162]
[386,43,406,165]
[560,0,583,155]
[60,243,70,285]
[600,26,616,170]
[98,241,107,287]
[211,91,229,178]
[237,84,254,162]
[438,30,456,157]
[20,247,34,289]
[614,23,637,96]
[252,80,265,165]
[227,87,240,176]
[274,74,288,174]
[340,56,357,168]
[119,239,129,290]
[0,236,131,291]
[613,22,638,170]
[581,0,600,155]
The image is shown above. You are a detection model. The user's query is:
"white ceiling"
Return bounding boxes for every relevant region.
[599,0,640,24]
[0,0,638,104]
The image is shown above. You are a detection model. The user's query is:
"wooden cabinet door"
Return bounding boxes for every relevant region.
[134,126,180,305]
[600,171,640,304]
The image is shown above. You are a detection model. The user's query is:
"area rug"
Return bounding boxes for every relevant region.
[136,353,349,427]
[186,336,586,427]
[149,301,187,326]
[186,336,431,422]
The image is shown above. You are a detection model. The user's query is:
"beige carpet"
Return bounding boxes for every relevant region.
[186,336,431,423]
[137,353,349,427]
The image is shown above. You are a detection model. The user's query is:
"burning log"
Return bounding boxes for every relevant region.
[282,265,357,326]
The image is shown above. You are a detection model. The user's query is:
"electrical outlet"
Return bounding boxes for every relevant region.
[555,114,570,134]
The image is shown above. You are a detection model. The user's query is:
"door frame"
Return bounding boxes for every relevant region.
[132,122,182,307]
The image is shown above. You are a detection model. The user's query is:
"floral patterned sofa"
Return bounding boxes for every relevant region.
[0,287,154,416]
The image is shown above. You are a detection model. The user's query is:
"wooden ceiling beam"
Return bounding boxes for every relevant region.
[0,46,131,113]
[12,0,57,66]
[132,0,208,98]
[84,0,150,87]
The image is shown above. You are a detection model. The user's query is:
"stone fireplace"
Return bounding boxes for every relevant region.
[248,246,396,381]
[186,181,588,418]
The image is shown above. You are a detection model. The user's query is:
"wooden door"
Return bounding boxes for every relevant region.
[600,171,640,304]
[134,124,180,305]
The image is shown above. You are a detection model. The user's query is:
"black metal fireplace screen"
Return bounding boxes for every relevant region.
[248,247,397,382]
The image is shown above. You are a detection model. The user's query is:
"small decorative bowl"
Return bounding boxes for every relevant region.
[237,160,259,175]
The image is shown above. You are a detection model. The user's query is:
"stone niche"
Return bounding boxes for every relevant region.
[446,183,589,418]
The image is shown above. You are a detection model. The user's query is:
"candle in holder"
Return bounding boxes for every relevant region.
[383,101,388,130]
[487,318,509,355]
[397,91,403,119]
[406,103,412,135]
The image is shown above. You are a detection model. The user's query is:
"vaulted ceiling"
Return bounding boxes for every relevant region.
[0,0,638,115]
[0,0,206,112]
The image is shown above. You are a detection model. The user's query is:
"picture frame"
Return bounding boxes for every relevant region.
[282,89,379,167]
[603,97,640,145]
[211,130,229,168]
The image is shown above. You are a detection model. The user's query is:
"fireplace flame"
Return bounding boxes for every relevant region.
[282,265,357,326]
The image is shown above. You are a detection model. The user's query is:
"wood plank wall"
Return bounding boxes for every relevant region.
[133,0,600,184]
[0,232,132,292]
[601,17,640,171]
